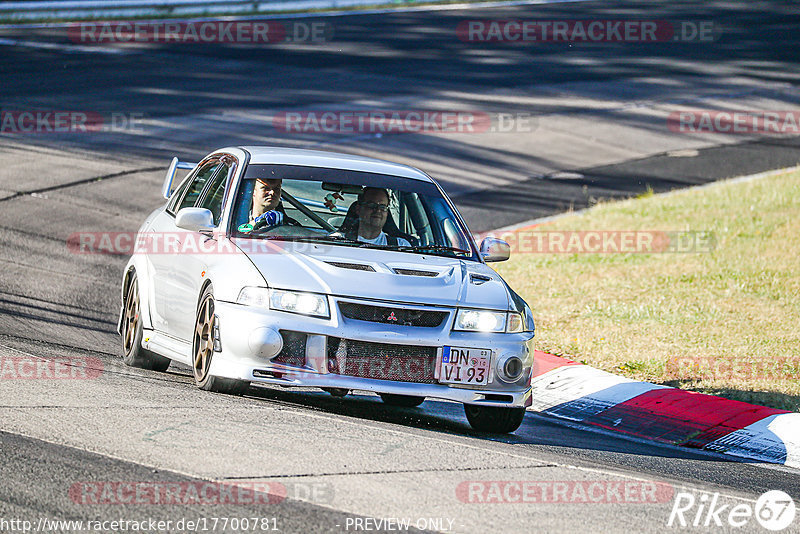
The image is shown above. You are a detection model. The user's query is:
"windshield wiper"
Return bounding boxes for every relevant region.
[394,244,471,255]
[274,235,368,247]
[254,235,308,241]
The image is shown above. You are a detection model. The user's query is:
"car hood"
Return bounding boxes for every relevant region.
[234,239,513,310]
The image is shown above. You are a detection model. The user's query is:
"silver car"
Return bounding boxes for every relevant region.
[119,147,535,433]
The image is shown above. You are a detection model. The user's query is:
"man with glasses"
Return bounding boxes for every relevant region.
[355,187,410,246]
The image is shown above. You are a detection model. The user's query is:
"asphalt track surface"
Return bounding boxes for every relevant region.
[0,0,799,532]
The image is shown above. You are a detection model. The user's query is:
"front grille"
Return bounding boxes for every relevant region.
[339,302,447,327]
[272,330,306,367]
[327,338,437,383]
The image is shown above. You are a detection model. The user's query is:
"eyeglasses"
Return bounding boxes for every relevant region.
[359,201,389,212]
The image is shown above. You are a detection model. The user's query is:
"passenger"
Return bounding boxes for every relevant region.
[355,187,410,246]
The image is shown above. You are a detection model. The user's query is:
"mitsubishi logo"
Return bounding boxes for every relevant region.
[387,311,398,322]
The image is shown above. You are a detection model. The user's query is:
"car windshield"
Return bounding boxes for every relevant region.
[231,164,476,259]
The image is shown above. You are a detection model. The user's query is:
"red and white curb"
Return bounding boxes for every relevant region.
[529,351,800,468]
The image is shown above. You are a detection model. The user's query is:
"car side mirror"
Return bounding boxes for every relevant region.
[175,207,215,234]
[480,237,511,262]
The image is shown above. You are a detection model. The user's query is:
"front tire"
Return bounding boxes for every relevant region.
[464,404,526,433]
[192,284,249,395]
[121,272,170,372]
[379,393,425,407]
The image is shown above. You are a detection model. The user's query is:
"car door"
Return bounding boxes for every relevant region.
[165,157,235,342]
[147,158,222,335]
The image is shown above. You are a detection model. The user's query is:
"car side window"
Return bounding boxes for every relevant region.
[198,161,232,225]
[167,175,191,214]
[177,160,221,212]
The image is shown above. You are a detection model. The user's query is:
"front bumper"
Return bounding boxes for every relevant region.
[210,298,535,408]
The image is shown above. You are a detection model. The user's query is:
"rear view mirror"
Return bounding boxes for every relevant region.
[322,182,364,195]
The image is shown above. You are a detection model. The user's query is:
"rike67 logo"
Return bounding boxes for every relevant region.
[668,490,796,531]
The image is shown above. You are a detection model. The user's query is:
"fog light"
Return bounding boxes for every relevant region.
[503,356,523,381]
[248,327,283,360]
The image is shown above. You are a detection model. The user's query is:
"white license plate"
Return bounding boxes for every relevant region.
[438,347,491,385]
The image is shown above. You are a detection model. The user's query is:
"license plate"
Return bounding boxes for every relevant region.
[438,347,491,385]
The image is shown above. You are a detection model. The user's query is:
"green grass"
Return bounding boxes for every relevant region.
[495,168,800,412]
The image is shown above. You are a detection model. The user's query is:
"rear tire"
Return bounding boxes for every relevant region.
[379,393,425,407]
[121,272,170,372]
[192,284,249,395]
[464,404,525,433]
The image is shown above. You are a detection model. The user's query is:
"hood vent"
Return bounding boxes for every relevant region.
[470,273,492,285]
[393,268,438,277]
[326,261,375,272]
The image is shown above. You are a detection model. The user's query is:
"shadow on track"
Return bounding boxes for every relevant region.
[241,382,734,463]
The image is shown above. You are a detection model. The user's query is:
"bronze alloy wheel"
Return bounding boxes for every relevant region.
[122,276,140,355]
[121,272,171,372]
[191,284,249,395]
[193,292,215,384]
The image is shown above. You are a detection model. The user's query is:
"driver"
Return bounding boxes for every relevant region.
[238,178,297,233]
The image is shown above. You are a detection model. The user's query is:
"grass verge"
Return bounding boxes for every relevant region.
[495,168,800,412]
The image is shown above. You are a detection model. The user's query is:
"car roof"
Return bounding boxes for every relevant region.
[236,146,433,182]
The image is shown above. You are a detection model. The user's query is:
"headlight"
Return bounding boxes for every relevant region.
[237,287,330,319]
[270,289,330,318]
[453,309,525,333]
